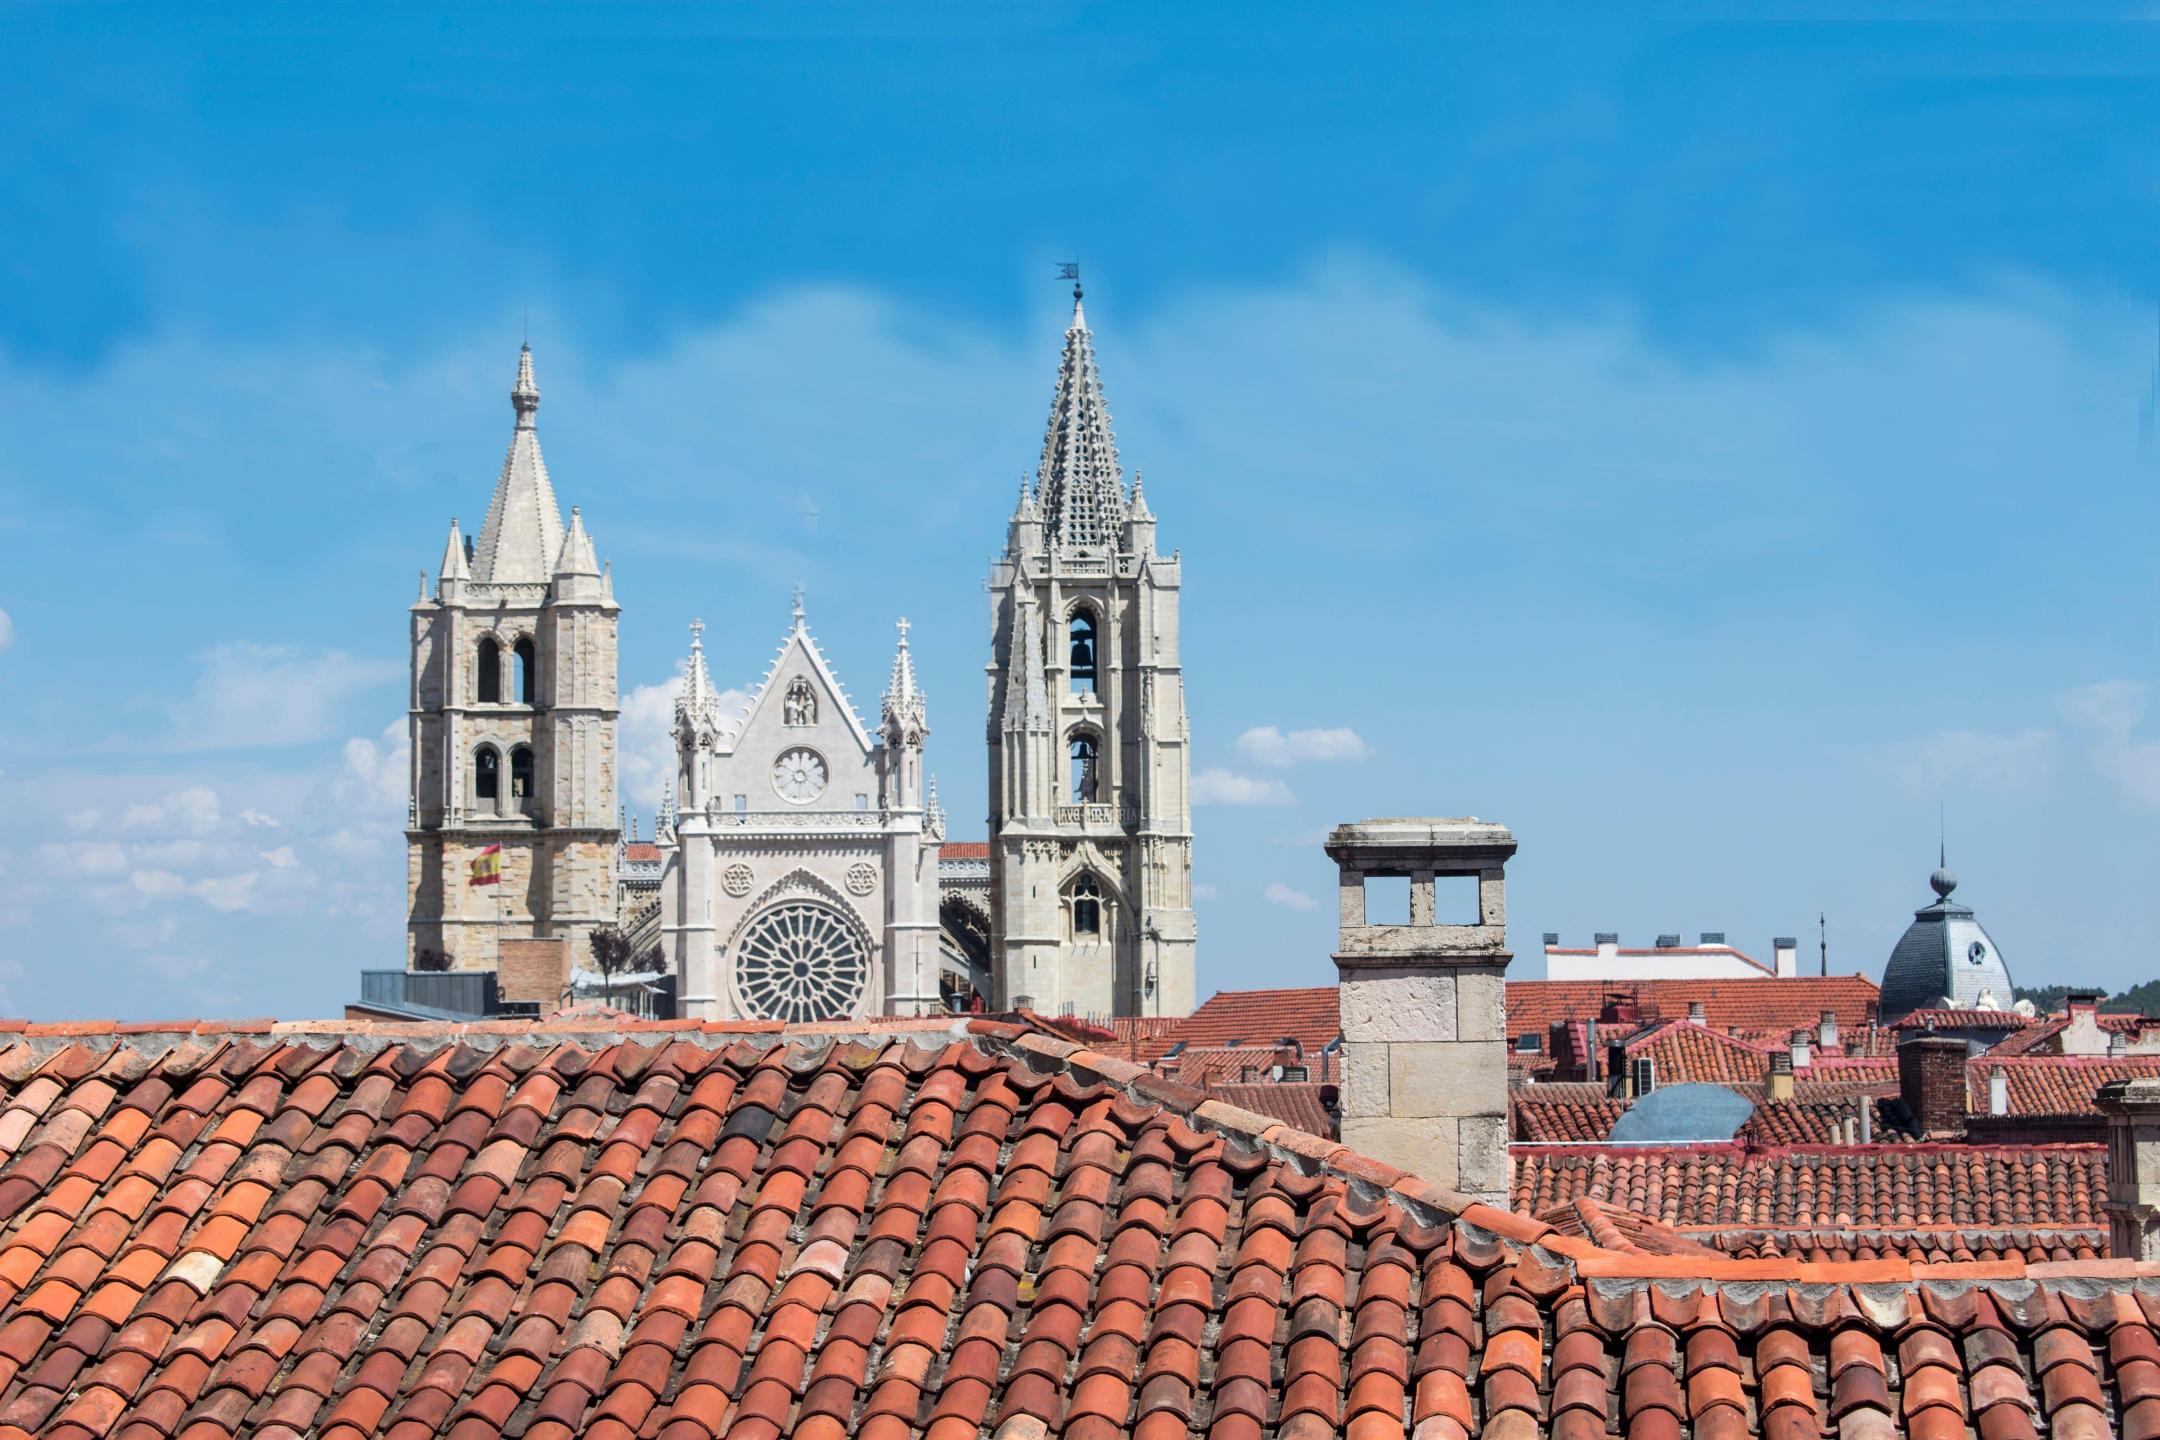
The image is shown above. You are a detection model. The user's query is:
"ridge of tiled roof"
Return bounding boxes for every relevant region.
[1532,1196,1726,1257]
[4,1016,2160,1440]
[939,841,991,860]
[1513,1138,2108,1238]
[1893,1007,2032,1030]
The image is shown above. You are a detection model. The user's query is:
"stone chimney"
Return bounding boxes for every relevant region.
[1817,1009,1839,1053]
[1765,1050,1794,1102]
[2096,1077,2160,1259]
[1789,1029,1812,1070]
[2062,990,2109,1057]
[1898,1032,1968,1138]
[1772,936,1798,978]
[1988,1069,2009,1117]
[1687,1000,1706,1024]
[1329,817,1516,1203]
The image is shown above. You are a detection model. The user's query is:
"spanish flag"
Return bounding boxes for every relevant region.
[469,844,503,887]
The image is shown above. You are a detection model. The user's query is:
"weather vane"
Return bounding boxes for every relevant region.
[1057,261,1081,300]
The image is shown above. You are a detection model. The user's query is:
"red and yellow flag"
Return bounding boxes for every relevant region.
[468,844,503,887]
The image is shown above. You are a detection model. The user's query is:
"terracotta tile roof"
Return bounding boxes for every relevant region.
[1987,1009,2146,1057]
[1512,1140,2108,1238]
[619,842,662,863]
[1510,1084,1626,1142]
[1505,974,1881,1044]
[1532,1196,1725,1257]
[1622,1020,1774,1086]
[1893,1008,2032,1031]
[0,1015,2154,1440]
[938,841,990,860]
[1145,985,1341,1060]
[1209,1081,1336,1137]
[1741,1096,1895,1145]
[1157,975,1881,1067]
[1970,1054,2160,1115]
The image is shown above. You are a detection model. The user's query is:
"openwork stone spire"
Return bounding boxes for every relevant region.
[473,343,566,584]
[882,617,928,742]
[674,618,726,741]
[1035,287,1126,552]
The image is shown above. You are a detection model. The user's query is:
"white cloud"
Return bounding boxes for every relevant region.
[129,869,188,900]
[323,720,408,818]
[166,643,401,751]
[1892,728,2058,797]
[1263,882,1319,912]
[260,846,298,868]
[1234,726,1373,768]
[116,785,223,835]
[2063,681,2160,808]
[238,809,280,828]
[619,673,750,814]
[1192,768,1296,806]
[192,874,260,913]
[34,841,127,878]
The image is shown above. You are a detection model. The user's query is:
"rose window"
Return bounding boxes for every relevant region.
[733,901,869,1023]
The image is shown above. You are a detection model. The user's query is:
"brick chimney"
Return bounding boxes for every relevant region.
[1329,817,1516,1203]
[1898,1032,1968,1138]
[2097,1077,2160,1259]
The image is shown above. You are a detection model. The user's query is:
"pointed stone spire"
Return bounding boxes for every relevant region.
[1035,284,1127,552]
[472,344,567,584]
[554,505,600,576]
[438,517,470,583]
[883,617,927,741]
[925,774,946,839]
[1014,472,1039,520]
[1128,470,1153,521]
[674,618,727,745]
[1002,596,1051,732]
[886,617,920,704]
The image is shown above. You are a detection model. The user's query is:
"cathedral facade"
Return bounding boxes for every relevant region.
[657,601,945,1021]
[984,286,1198,1018]
[405,346,621,977]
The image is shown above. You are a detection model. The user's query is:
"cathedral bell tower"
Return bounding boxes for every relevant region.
[985,283,1197,1019]
[406,345,621,981]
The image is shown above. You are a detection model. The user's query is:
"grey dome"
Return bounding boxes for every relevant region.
[1879,863,2014,1023]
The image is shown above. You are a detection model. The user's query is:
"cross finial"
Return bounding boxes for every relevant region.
[791,584,805,627]
[689,617,705,647]
[896,617,911,643]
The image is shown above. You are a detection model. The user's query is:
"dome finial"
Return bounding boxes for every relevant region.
[1929,863,1958,900]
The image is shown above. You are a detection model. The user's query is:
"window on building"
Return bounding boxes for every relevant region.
[477,638,501,703]
[1070,734,1099,803]
[514,637,536,704]
[1071,874,1102,936]
[855,793,869,811]
[474,746,500,804]
[510,746,535,808]
[733,794,747,813]
[1069,612,1098,694]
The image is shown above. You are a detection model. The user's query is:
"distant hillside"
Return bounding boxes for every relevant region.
[2015,981,2160,1017]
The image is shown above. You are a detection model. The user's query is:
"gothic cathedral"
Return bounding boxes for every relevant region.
[985,284,1197,1017]
[657,601,945,1022]
[405,346,622,978]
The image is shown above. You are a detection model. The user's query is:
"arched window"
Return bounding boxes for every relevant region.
[514,637,536,704]
[473,746,501,806]
[476,637,501,703]
[1068,612,1097,694]
[510,745,535,811]
[1070,733,1099,803]
[1071,874,1102,937]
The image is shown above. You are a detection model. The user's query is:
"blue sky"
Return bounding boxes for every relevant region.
[1,4,2157,1018]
